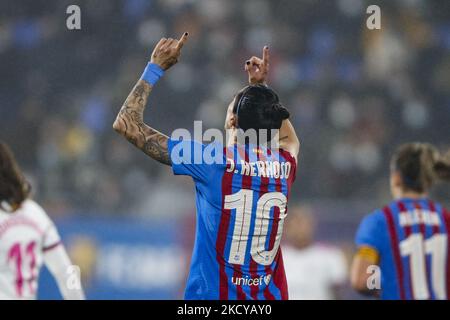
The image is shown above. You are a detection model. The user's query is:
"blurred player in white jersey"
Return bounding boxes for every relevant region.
[0,142,85,300]
[283,206,348,299]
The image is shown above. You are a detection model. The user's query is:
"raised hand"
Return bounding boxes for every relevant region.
[150,32,189,71]
[245,46,269,85]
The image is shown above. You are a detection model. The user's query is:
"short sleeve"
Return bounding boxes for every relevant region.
[355,211,386,252]
[43,223,62,251]
[168,139,222,182]
[24,200,62,251]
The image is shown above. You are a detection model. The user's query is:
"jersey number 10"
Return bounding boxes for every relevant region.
[224,189,287,266]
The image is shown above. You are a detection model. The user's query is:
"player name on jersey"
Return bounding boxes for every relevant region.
[226,159,292,179]
[0,216,42,238]
[399,209,441,227]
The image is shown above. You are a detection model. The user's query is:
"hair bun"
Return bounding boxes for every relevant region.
[434,159,450,181]
[271,103,290,121]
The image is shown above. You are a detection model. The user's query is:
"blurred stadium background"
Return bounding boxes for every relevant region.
[1,0,449,299]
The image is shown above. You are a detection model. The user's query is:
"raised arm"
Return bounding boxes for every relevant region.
[245,46,300,161]
[113,33,189,165]
[278,119,300,160]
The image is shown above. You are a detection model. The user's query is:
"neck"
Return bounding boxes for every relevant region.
[225,129,271,148]
[295,243,311,250]
[226,128,237,147]
[395,190,428,200]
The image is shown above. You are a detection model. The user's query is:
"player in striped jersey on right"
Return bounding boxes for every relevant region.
[351,143,450,300]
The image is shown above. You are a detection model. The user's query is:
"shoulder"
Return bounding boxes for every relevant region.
[312,243,346,262]
[279,148,297,165]
[441,205,450,227]
[277,148,298,181]
[361,207,387,226]
[20,199,53,227]
[444,206,450,217]
[313,242,343,254]
[358,208,388,234]
[281,245,296,259]
[169,138,226,164]
[20,199,46,216]
[355,208,388,248]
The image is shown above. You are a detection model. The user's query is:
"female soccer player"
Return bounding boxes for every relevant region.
[0,142,85,300]
[113,34,300,300]
[351,143,450,299]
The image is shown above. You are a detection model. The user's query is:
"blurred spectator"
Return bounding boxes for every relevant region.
[283,206,348,300]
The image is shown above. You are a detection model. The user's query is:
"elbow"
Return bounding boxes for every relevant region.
[113,116,138,145]
[350,275,367,293]
[351,279,376,297]
[350,271,373,295]
[113,117,125,135]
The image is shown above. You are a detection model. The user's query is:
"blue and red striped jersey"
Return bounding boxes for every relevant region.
[168,139,297,300]
[355,198,450,300]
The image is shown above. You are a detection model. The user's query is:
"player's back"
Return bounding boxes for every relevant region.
[0,199,60,300]
[357,197,450,300]
[173,141,297,300]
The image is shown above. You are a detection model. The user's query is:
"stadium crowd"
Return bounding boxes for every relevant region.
[1,0,449,219]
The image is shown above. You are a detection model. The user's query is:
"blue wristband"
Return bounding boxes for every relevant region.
[140,62,165,86]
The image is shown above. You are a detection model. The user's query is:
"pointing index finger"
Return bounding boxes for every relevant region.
[177,32,189,50]
[262,46,269,65]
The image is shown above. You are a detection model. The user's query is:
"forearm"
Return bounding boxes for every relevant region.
[44,245,85,300]
[113,79,171,165]
[114,34,188,165]
[350,252,380,298]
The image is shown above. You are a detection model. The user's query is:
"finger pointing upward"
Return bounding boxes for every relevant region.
[177,32,189,50]
[263,46,269,65]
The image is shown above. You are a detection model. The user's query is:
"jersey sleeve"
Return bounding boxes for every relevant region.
[25,200,62,251]
[168,138,221,182]
[280,149,297,183]
[355,245,380,264]
[355,211,386,253]
[43,222,62,251]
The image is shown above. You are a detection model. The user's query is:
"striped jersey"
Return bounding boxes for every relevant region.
[168,139,297,300]
[355,198,450,300]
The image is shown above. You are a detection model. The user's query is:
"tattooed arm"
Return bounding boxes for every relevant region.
[113,33,188,165]
[113,80,170,165]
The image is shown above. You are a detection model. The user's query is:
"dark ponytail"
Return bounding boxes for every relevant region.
[433,150,450,181]
[268,103,290,125]
[0,142,30,212]
[392,143,450,193]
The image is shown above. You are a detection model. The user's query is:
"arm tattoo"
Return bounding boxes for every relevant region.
[114,80,171,165]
